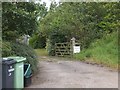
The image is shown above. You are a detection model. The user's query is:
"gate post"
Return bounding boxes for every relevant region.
[71,37,76,55]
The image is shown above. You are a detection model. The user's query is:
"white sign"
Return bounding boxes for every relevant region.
[73,46,80,53]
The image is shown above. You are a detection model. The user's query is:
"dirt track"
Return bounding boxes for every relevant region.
[28,56,118,88]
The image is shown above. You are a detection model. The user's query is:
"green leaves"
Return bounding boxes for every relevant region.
[40,2,119,51]
[2,2,47,41]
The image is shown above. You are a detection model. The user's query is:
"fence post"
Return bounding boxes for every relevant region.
[71,37,76,56]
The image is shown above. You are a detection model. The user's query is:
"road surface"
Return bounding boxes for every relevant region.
[27,56,118,88]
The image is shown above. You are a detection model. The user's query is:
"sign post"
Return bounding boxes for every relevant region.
[71,37,80,54]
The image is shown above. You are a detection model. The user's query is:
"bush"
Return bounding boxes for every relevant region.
[2,42,38,73]
[46,38,55,56]
[74,32,118,69]
[29,34,46,49]
[46,33,67,56]
[2,41,12,57]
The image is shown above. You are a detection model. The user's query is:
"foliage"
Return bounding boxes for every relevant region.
[29,33,46,49]
[45,32,68,55]
[46,38,55,56]
[2,2,47,41]
[2,2,48,73]
[2,41,12,57]
[2,42,38,73]
[74,32,118,69]
[40,2,119,55]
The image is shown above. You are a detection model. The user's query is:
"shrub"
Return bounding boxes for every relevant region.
[46,38,55,56]
[29,34,46,49]
[2,41,12,57]
[46,33,67,56]
[2,42,38,73]
[74,32,118,69]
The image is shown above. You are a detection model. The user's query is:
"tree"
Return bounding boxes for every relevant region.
[2,2,47,41]
[40,2,119,55]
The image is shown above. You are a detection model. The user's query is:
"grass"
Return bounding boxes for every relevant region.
[74,32,118,69]
[34,48,48,56]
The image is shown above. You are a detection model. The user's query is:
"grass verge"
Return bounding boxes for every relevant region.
[74,32,118,69]
[34,48,48,56]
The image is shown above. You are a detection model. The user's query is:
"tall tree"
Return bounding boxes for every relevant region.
[40,2,119,51]
[2,2,47,41]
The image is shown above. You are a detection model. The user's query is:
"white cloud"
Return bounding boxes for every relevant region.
[41,0,60,10]
[35,0,60,11]
[41,0,51,8]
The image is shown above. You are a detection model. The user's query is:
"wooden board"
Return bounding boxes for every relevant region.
[55,42,73,57]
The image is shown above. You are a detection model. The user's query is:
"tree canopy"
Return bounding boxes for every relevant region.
[2,2,47,41]
[40,2,119,50]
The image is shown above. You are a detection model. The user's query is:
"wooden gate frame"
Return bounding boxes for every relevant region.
[55,42,73,57]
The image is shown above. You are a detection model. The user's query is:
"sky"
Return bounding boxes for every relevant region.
[37,0,60,9]
[41,0,51,8]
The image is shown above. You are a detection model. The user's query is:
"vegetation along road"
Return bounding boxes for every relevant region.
[28,56,118,88]
[2,2,118,89]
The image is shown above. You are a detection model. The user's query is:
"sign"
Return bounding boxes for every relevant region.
[73,46,80,53]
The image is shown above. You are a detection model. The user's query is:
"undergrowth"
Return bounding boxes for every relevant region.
[74,32,118,69]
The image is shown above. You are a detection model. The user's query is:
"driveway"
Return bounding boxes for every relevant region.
[27,56,118,88]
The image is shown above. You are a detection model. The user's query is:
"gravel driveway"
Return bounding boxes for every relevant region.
[27,56,118,88]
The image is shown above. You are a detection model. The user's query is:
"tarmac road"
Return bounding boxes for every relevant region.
[27,56,118,88]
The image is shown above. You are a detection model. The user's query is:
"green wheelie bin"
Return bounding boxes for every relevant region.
[8,56,26,89]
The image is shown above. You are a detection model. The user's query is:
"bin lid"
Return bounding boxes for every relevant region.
[2,58,16,65]
[7,56,26,63]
